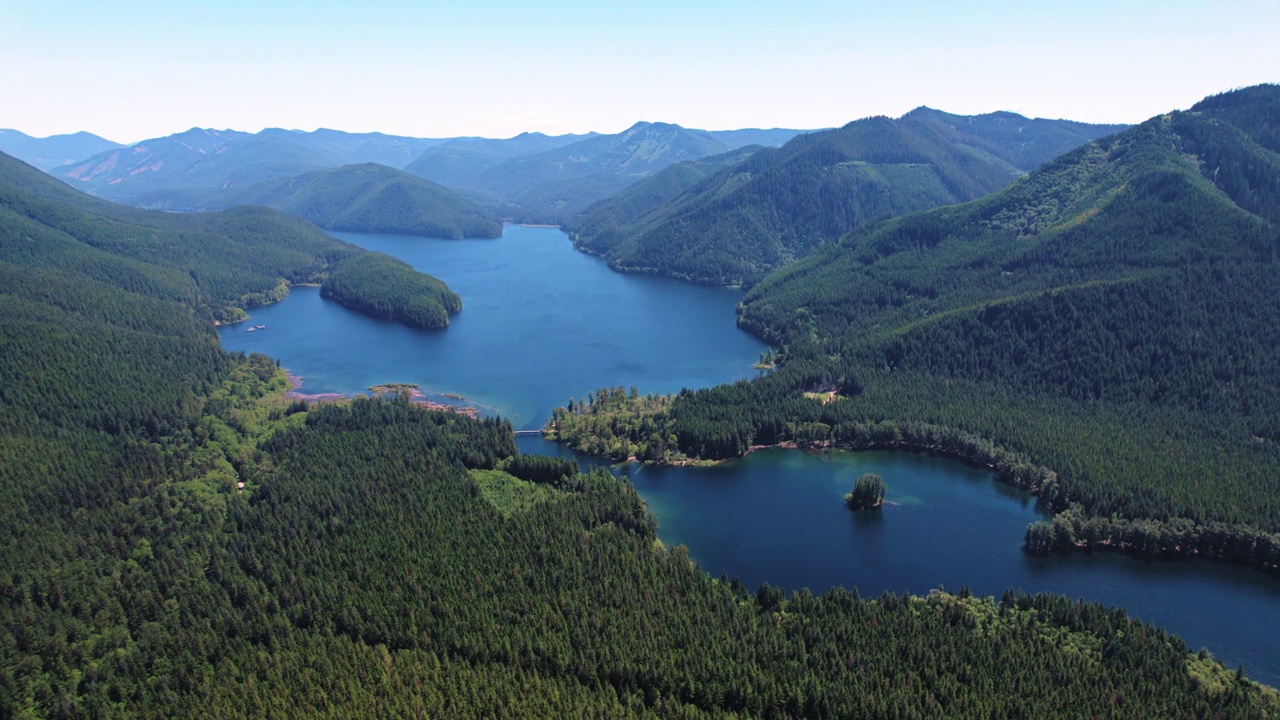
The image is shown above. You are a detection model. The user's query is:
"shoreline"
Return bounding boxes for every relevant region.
[540,431,1280,576]
[282,375,480,417]
[370,383,480,417]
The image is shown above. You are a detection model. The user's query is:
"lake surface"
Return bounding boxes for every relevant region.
[221,226,765,430]
[222,226,1280,686]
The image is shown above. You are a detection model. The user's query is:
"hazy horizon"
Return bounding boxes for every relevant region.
[4,0,1276,144]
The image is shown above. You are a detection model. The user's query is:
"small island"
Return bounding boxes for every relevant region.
[846,473,888,510]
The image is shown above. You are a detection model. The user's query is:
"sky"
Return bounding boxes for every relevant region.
[2,0,1277,143]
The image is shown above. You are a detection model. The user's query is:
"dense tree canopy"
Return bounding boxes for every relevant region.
[568,110,1127,285]
[320,252,462,328]
[847,473,888,510]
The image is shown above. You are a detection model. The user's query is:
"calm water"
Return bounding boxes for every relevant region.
[222,227,1280,685]
[522,436,1280,685]
[220,226,765,430]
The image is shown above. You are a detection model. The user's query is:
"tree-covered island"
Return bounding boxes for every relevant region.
[847,473,888,510]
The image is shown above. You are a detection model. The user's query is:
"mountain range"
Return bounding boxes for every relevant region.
[59,127,451,200]
[568,109,1129,285]
[54,123,809,226]
[411,122,809,223]
[129,163,503,239]
[0,128,123,171]
[402,131,601,189]
[4,129,1278,719]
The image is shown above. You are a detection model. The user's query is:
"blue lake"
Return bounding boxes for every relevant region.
[221,226,1280,686]
[221,225,765,430]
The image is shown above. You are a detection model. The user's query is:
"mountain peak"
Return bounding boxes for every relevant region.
[1191,83,1280,113]
[622,121,686,134]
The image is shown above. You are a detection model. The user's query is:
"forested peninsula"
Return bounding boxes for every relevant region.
[5,140,1279,716]
[321,252,462,328]
[546,85,1280,575]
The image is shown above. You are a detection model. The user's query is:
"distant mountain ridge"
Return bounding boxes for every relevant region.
[61,127,453,200]
[445,121,736,223]
[403,131,600,190]
[0,129,123,171]
[568,109,1129,285]
[703,127,815,149]
[57,123,807,224]
[407,122,810,224]
[130,163,503,239]
[565,145,764,234]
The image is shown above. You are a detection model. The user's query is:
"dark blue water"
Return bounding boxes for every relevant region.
[221,227,1280,686]
[521,436,1280,685]
[220,226,766,430]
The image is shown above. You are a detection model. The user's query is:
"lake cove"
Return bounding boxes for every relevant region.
[222,226,1280,687]
[521,436,1280,686]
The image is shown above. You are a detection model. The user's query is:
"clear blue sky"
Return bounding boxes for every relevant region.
[2,0,1276,142]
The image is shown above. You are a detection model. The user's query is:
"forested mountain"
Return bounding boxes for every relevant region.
[61,127,448,201]
[569,109,1128,285]
[403,128,803,195]
[266,128,448,168]
[59,123,807,225]
[704,127,811,149]
[567,145,763,234]
[403,130,599,188]
[2,149,1277,717]
[129,163,503,239]
[443,121,739,223]
[0,128,123,171]
[552,85,1280,572]
[0,151,461,329]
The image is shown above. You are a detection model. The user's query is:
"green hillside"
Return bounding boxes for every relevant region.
[0,152,462,330]
[134,163,503,239]
[4,141,1278,716]
[564,145,764,250]
[551,85,1280,572]
[459,121,734,223]
[569,110,1127,285]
